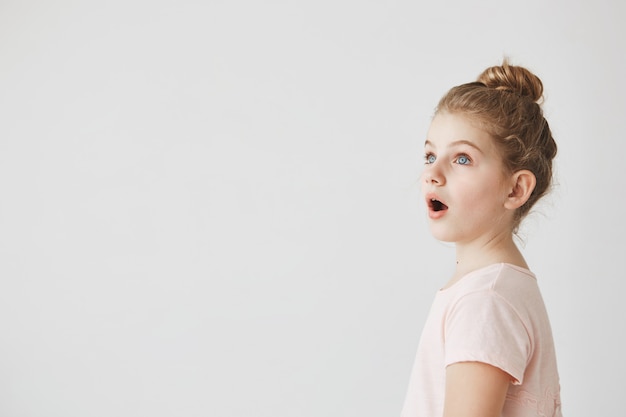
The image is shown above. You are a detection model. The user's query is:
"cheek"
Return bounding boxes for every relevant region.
[457,179,506,209]
[459,192,489,211]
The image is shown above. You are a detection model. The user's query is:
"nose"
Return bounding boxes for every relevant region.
[423,165,445,186]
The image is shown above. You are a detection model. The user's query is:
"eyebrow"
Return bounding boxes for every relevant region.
[424,139,484,154]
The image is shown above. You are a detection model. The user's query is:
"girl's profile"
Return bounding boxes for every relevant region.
[401,61,562,417]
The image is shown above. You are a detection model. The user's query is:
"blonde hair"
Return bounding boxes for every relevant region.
[436,60,557,232]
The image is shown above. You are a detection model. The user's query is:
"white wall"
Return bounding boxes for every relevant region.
[0,1,623,416]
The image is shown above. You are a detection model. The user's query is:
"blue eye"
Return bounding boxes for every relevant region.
[456,155,470,165]
[425,154,436,164]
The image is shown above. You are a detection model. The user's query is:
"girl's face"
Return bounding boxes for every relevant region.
[421,112,513,244]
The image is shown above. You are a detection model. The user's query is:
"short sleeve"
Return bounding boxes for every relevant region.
[444,290,531,384]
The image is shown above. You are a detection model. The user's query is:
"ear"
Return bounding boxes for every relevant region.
[504,170,536,210]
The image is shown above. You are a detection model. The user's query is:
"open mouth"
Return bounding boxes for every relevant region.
[429,198,448,212]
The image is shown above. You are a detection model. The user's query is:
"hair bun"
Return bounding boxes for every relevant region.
[477,61,544,103]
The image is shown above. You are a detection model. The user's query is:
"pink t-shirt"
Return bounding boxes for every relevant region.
[401,263,562,417]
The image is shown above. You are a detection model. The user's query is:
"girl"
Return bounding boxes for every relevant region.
[401,61,562,417]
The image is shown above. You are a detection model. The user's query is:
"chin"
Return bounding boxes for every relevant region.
[428,226,457,243]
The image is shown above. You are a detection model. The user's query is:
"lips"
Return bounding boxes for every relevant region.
[426,194,448,219]
[429,198,448,212]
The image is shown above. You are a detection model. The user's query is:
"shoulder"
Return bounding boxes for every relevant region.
[443,264,542,338]
[450,263,541,305]
[442,265,538,383]
[442,263,550,352]
[491,263,539,291]
[438,263,547,328]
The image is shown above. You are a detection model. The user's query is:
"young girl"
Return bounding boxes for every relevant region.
[401,61,562,417]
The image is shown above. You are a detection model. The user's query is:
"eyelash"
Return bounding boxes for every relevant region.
[454,154,472,165]
[423,153,472,165]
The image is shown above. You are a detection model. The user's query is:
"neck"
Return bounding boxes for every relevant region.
[445,232,528,289]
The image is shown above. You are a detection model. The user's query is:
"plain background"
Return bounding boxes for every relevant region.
[0,1,624,416]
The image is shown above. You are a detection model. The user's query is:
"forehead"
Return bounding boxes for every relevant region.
[426,112,497,153]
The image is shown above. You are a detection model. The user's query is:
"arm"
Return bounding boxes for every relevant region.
[442,361,511,417]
